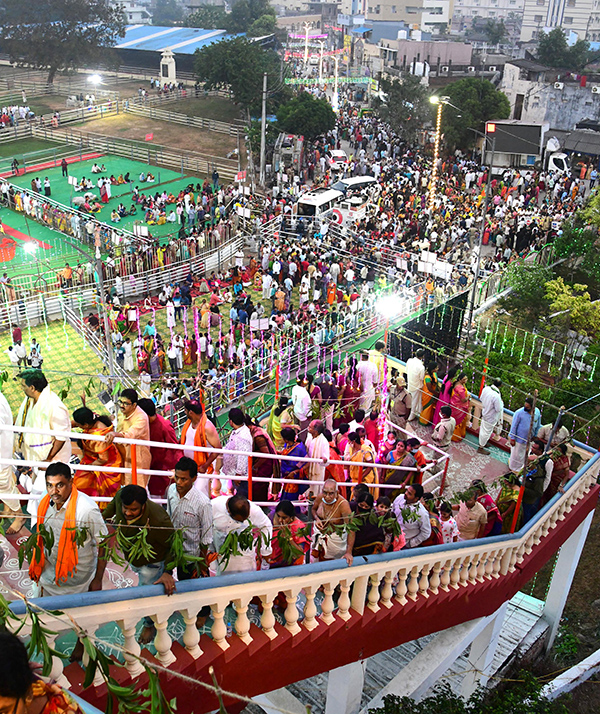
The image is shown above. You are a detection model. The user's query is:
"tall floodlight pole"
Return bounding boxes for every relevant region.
[304,22,311,64]
[259,72,268,186]
[428,95,446,211]
[319,41,325,82]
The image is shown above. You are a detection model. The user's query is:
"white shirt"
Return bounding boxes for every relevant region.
[357,359,378,394]
[291,384,312,420]
[211,495,272,573]
[481,385,504,424]
[405,357,425,393]
[166,483,213,554]
[39,491,108,596]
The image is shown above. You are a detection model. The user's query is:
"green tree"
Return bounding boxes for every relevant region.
[552,220,600,283]
[483,19,507,45]
[367,676,569,713]
[440,77,510,149]
[248,13,277,36]
[0,0,126,84]
[545,277,600,345]
[499,260,552,328]
[372,74,430,144]
[194,37,289,114]
[276,92,336,140]
[152,0,183,26]
[185,5,228,29]
[536,28,590,71]
[225,0,275,32]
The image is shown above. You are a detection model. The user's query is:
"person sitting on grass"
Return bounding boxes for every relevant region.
[116,174,126,185]
[117,203,127,217]
[147,172,156,182]
[110,209,120,223]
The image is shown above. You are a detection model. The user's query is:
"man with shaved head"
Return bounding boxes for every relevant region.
[311,478,353,563]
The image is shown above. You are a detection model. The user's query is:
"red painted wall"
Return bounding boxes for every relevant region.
[73,485,599,713]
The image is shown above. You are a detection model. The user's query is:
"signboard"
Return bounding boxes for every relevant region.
[284,76,370,85]
[337,13,351,25]
[236,170,247,182]
[67,175,78,186]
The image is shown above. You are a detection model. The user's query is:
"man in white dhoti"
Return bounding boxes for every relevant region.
[357,351,379,410]
[305,420,330,496]
[0,389,24,534]
[15,370,72,521]
[478,379,504,454]
[405,349,425,422]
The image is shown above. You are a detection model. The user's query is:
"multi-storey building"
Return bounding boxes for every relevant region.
[520,0,600,42]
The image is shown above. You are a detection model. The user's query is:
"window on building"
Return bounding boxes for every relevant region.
[567,0,576,6]
[429,6,443,13]
[391,4,397,10]
[375,3,380,12]
[564,15,573,22]
[489,10,496,15]
[509,0,516,4]
[406,5,419,12]
[536,0,544,4]
[534,14,543,20]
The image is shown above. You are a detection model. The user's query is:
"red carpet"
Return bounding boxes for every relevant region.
[0,152,104,179]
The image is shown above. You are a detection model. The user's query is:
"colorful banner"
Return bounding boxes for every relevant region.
[284,76,370,85]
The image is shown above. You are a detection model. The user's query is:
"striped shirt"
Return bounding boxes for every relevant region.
[166,484,213,555]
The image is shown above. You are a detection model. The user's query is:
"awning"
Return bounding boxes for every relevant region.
[563,130,600,156]
[351,26,372,34]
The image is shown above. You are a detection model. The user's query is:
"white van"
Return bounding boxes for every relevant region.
[331,175,380,199]
[295,187,344,221]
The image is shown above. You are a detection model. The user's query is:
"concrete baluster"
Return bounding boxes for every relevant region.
[380,571,395,608]
[303,587,319,631]
[418,563,431,598]
[468,554,480,584]
[367,573,381,612]
[429,561,442,594]
[117,620,146,676]
[321,583,336,625]
[337,580,352,620]
[477,552,488,582]
[459,556,471,587]
[210,606,230,651]
[259,595,278,640]
[492,549,503,578]
[180,610,202,659]
[449,557,462,589]
[284,591,301,635]
[395,568,408,604]
[233,598,253,645]
[406,565,420,601]
[152,616,177,666]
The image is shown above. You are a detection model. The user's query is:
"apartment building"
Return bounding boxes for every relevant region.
[520,0,600,42]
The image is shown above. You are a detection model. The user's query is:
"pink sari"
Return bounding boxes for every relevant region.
[450,382,470,442]
[432,375,454,426]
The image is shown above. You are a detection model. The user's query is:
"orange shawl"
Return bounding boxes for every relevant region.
[29,486,80,586]
[180,414,213,472]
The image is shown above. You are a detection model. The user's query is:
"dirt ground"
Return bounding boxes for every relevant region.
[77,112,242,163]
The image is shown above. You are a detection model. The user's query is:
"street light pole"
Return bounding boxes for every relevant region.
[319,41,325,83]
[464,123,497,349]
[259,72,268,187]
[332,56,340,112]
[303,22,311,64]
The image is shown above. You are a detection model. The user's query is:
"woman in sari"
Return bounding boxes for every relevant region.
[450,372,471,442]
[496,472,522,533]
[419,361,440,426]
[71,407,122,506]
[245,415,282,502]
[432,364,461,426]
[200,300,211,329]
[279,427,309,503]
[338,356,362,425]
[267,396,292,449]
[137,347,148,373]
[269,500,309,568]
[347,431,377,497]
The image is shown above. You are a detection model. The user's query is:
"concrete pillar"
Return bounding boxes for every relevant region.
[461,601,508,697]
[543,510,593,651]
[160,49,177,83]
[326,661,366,714]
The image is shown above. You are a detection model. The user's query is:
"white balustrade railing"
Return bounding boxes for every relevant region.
[7,447,599,690]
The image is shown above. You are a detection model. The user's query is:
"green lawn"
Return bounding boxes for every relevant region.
[0,138,65,160]
[165,96,243,123]
[0,318,109,416]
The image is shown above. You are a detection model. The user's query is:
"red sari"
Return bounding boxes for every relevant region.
[73,424,122,507]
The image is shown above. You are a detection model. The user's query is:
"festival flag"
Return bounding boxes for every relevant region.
[145,133,154,141]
